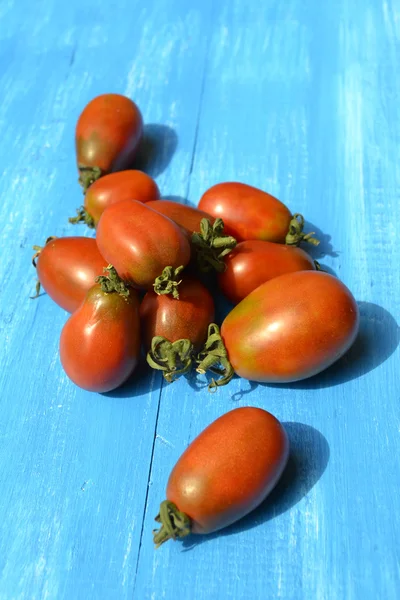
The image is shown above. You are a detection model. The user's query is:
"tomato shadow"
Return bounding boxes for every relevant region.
[102,356,162,399]
[181,422,329,550]
[302,221,339,260]
[131,124,178,178]
[267,301,399,391]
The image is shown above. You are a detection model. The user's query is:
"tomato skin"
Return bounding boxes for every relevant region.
[140,279,215,350]
[85,171,160,226]
[221,271,359,383]
[166,407,289,534]
[96,200,191,288]
[76,94,143,175]
[35,237,107,312]
[60,284,140,392]
[146,200,215,236]
[219,240,316,304]
[198,182,292,243]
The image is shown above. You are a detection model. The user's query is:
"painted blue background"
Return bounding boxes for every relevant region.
[1,0,399,598]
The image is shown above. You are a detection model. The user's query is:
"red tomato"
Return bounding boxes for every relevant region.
[32,237,108,312]
[70,170,160,228]
[146,200,215,236]
[153,407,289,546]
[60,284,140,392]
[198,182,317,245]
[219,271,359,384]
[96,200,191,294]
[140,279,215,350]
[218,240,316,304]
[75,94,143,191]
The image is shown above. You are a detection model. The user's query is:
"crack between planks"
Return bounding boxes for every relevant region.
[184,1,217,202]
[131,374,165,596]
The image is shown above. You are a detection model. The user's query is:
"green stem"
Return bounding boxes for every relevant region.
[285,214,320,247]
[196,323,235,391]
[78,165,102,193]
[153,501,192,548]
[95,265,130,297]
[153,266,184,299]
[69,206,95,228]
[146,337,195,382]
[192,218,237,273]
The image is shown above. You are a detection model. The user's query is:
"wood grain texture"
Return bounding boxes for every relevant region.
[0,0,399,599]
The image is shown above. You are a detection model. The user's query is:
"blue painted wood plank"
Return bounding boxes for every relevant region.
[0,1,213,598]
[134,1,400,599]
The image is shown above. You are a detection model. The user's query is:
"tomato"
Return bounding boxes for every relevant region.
[96,199,191,297]
[32,236,108,312]
[153,407,289,546]
[200,271,358,386]
[75,94,143,191]
[198,182,318,245]
[70,170,160,228]
[146,200,215,236]
[218,240,316,304]
[140,279,215,381]
[60,282,140,392]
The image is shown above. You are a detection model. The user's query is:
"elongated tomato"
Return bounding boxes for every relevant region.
[198,182,317,245]
[218,240,316,304]
[153,407,289,546]
[146,200,215,236]
[60,284,140,392]
[220,271,359,383]
[96,200,191,293]
[33,237,107,312]
[76,94,143,191]
[71,170,160,228]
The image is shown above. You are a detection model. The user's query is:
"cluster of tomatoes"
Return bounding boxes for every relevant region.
[32,93,360,546]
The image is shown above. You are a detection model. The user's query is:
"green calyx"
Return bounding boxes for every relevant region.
[285,214,320,247]
[95,265,130,297]
[153,500,192,548]
[196,323,235,391]
[69,206,95,228]
[30,236,57,300]
[153,266,184,299]
[78,165,102,193]
[146,337,195,382]
[192,218,237,273]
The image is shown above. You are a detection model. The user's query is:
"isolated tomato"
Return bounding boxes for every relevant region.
[153,407,289,546]
[76,94,143,191]
[146,200,215,236]
[70,170,160,228]
[212,271,359,385]
[96,199,191,296]
[60,283,140,392]
[218,240,316,304]
[32,237,107,312]
[198,182,317,245]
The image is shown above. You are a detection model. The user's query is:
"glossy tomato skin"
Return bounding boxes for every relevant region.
[85,170,160,226]
[219,240,316,304]
[221,271,359,383]
[146,200,215,236]
[60,284,141,392]
[166,407,289,534]
[76,94,143,175]
[35,237,107,312]
[198,182,292,243]
[140,279,215,350]
[96,199,191,288]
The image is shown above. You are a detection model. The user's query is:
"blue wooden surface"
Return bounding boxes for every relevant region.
[0,0,399,598]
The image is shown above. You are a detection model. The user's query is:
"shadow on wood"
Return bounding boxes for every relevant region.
[181,422,329,549]
[102,356,162,399]
[303,221,340,259]
[132,124,178,178]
